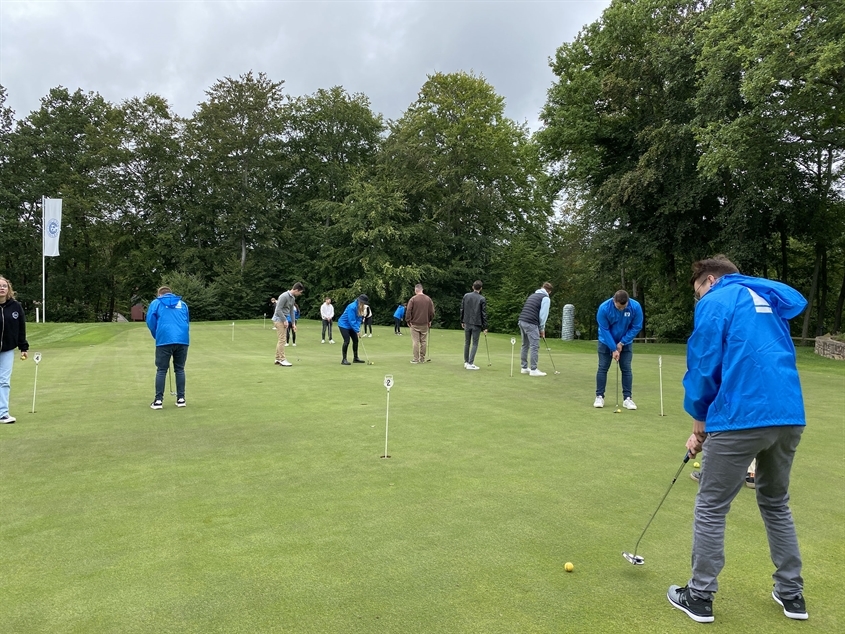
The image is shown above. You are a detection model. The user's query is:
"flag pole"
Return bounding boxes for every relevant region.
[42,196,46,323]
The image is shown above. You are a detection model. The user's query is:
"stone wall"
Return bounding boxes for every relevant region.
[814,336,845,361]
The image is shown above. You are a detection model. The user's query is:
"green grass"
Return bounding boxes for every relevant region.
[1,320,843,633]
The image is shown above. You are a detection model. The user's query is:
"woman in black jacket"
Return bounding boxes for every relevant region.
[0,276,29,423]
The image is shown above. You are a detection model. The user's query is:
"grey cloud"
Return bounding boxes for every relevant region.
[0,1,610,128]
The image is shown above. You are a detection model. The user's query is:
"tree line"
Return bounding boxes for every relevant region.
[1,0,842,340]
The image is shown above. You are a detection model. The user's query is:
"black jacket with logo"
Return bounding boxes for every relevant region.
[0,299,29,353]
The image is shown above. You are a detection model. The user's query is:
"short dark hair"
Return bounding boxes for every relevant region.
[542,282,553,293]
[613,289,629,305]
[690,256,739,286]
[472,280,483,291]
[292,282,304,292]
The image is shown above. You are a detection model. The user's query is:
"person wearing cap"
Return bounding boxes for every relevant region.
[337,294,369,365]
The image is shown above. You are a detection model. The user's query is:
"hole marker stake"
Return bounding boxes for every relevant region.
[382,375,393,458]
[30,352,42,414]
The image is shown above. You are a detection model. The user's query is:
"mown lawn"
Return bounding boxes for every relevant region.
[1,320,842,633]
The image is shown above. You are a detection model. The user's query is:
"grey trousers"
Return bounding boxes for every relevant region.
[689,426,804,600]
[464,325,482,364]
[518,321,540,370]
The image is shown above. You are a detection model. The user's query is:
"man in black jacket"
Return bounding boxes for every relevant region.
[0,276,29,424]
[460,280,488,370]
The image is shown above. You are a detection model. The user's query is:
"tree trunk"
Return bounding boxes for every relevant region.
[816,250,828,336]
[832,263,845,334]
[801,246,822,341]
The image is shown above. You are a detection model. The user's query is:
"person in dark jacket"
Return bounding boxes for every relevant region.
[460,280,488,370]
[667,256,809,624]
[0,276,29,424]
[146,286,190,409]
[517,283,552,376]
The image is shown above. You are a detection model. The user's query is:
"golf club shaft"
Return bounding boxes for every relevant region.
[541,336,558,372]
[31,365,38,413]
[631,452,690,556]
[484,333,491,366]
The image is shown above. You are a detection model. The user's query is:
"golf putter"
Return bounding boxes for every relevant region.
[541,336,561,374]
[360,338,374,365]
[484,333,492,366]
[623,451,691,565]
[614,360,622,413]
[168,365,176,396]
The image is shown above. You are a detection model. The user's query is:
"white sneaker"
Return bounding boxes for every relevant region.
[464,362,469,369]
[520,368,530,374]
[330,340,335,344]
[593,396,604,408]
[321,340,325,344]
[284,343,289,346]
[623,398,637,410]
[467,364,480,370]
[292,343,296,347]
[280,360,292,367]
[529,369,547,377]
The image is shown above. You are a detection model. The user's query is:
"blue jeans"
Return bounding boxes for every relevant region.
[155,344,188,401]
[596,342,632,398]
[0,349,14,417]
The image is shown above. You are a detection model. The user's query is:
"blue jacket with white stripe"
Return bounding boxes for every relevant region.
[683,274,807,432]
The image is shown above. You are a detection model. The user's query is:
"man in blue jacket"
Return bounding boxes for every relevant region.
[146,286,190,409]
[594,290,643,409]
[667,256,808,623]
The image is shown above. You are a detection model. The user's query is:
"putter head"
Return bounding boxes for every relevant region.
[622,552,644,565]
[554,370,561,375]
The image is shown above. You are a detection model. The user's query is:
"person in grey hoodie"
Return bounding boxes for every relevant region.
[273,283,304,366]
[460,280,488,370]
[146,286,190,409]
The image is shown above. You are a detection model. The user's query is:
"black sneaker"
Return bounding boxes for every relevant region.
[176,398,186,408]
[667,585,714,623]
[0,414,16,424]
[353,358,365,363]
[341,359,351,365]
[772,589,808,620]
[150,400,163,410]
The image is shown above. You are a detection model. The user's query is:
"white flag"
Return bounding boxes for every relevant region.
[43,198,62,257]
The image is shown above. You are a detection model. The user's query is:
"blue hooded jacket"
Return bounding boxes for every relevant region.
[597,297,643,350]
[683,274,807,432]
[146,293,190,346]
[338,300,363,332]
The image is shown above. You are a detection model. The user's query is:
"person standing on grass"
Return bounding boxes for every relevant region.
[286,303,300,346]
[667,256,809,624]
[146,286,189,409]
[0,276,29,424]
[393,302,406,335]
[517,282,552,376]
[362,303,373,337]
[461,280,487,370]
[338,294,368,365]
[405,284,435,364]
[320,297,335,344]
[593,289,643,409]
[273,283,304,367]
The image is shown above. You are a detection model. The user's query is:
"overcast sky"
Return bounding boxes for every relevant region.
[1,0,610,129]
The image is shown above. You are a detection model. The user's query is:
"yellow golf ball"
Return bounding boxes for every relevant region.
[693,462,700,468]
[564,562,574,572]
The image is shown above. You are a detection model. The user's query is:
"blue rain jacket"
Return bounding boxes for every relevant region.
[338,300,363,332]
[146,293,190,346]
[683,274,807,432]
[393,305,405,320]
[596,297,643,350]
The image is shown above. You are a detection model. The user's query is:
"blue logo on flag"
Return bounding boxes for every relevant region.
[47,219,60,238]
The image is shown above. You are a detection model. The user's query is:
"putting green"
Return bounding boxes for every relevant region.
[1,321,842,632]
